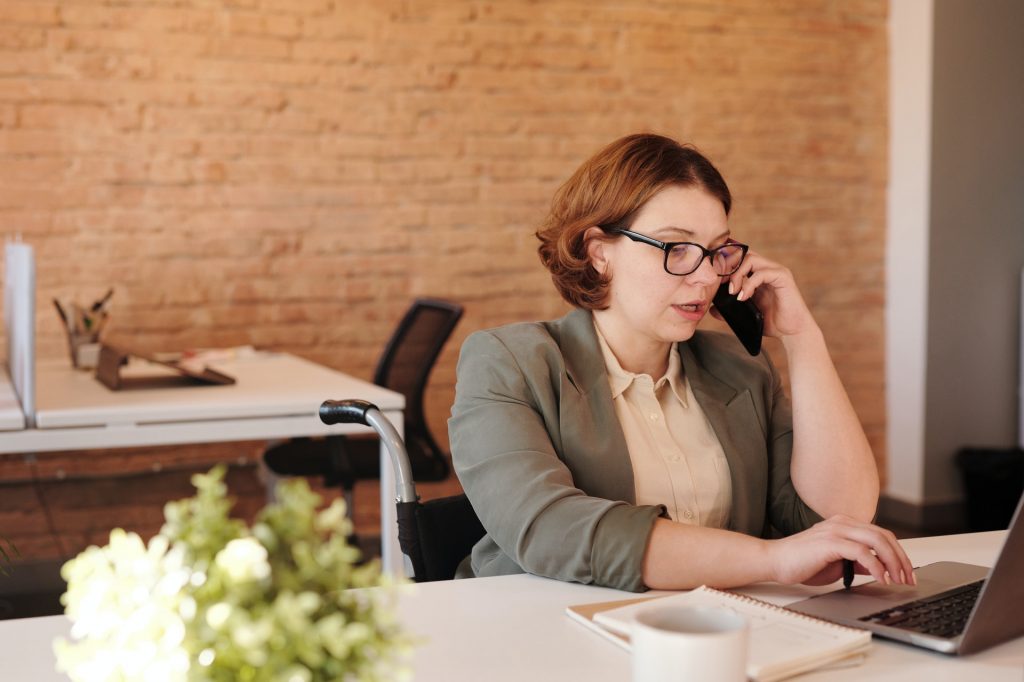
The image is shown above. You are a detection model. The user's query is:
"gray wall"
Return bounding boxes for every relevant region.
[925,0,1024,501]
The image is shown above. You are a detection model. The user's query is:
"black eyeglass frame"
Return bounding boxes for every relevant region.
[606,228,749,277]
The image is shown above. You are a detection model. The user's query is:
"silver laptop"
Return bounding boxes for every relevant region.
[787,494,1024,655]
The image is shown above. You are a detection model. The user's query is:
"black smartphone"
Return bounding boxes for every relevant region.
[712,281,764,356]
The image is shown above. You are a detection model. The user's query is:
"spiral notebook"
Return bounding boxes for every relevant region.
[566,585,871,682]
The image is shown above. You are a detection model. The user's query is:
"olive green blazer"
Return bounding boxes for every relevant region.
[448,308,822,592]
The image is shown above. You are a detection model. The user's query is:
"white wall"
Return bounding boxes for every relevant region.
[924,0,1024,500]
[886,0,1024,511]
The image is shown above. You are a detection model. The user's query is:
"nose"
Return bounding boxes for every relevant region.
[685,253,720,286]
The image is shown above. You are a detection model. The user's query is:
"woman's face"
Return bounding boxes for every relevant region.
[590,184,729,345]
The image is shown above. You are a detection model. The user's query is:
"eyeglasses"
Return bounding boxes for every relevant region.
[606,228,749,277]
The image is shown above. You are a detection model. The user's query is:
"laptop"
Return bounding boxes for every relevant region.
[787,494,1024,655]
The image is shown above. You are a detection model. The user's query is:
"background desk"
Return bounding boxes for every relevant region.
[3,532,1022,681]
[0,353,407,573]
[0,368,24,431]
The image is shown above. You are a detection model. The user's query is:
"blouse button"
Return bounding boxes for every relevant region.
[684,510,694,519]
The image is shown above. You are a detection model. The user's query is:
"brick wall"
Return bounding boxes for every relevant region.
[0,0,889,559]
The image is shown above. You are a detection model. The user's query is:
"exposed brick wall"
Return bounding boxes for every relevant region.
[0,0,889,559]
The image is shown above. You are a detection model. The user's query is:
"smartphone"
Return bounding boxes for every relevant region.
[712,281,764,356]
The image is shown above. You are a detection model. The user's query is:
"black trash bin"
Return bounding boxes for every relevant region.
[955,447,1024,531]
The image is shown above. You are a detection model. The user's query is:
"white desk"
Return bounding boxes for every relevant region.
[392,531,1022,682]
[3,532,1023,681]
[0,353,407,573]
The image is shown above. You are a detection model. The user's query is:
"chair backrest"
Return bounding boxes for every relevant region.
[372,298,463,477]
[398,494,486,582]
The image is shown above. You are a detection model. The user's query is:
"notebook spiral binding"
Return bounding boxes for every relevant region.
[701,586,863,634]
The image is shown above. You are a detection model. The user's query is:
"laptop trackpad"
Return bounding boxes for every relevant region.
[786,562,991,621]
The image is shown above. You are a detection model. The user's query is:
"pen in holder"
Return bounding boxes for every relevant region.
[54,289,113,370]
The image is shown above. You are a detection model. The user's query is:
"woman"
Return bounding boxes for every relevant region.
[448,133,912,592]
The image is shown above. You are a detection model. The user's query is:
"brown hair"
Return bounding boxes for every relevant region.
[536,133,731,310]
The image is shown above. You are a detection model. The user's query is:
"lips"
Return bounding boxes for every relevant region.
[672,300,708,320]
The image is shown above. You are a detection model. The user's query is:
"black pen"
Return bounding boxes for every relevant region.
[843,559,855,590]
[91,288,114,313]
[52,298,69,330]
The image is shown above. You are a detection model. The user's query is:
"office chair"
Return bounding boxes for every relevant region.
[319,398,485,582]
[262,297,463,527]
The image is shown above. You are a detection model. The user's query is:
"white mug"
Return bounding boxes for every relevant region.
[631,606,748,682]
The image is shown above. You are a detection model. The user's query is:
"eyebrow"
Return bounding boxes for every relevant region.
[651,226,731,243]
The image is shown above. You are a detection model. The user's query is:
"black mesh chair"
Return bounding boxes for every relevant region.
[263,298,463,523]
[319,398,485,582]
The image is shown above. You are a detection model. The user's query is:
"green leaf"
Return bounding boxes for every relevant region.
[54,465,413,680]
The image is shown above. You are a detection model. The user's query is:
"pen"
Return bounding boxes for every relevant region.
[91,288,114,313]
[93,311,109,337]
[843,559,855,590]
[70,303,86,335]
[53,298,69,331]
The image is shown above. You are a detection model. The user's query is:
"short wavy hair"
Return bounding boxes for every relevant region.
[536,133,732,310]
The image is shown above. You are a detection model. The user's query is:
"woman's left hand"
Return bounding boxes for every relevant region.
[719,249,816,339]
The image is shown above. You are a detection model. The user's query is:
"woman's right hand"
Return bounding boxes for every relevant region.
[766,515,916,587]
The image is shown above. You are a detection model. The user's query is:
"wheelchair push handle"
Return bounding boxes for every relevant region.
[319,399,376,426]
[318,398,417,504]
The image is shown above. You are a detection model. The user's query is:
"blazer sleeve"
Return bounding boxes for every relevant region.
[764,352,825,536]
[449,330,662,592]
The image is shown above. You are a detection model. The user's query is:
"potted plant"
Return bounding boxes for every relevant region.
[54,466,411,681]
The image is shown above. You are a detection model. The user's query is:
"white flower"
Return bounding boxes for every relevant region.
[54,467,409,682]
[54,530,191,682]
[214,537,271,584]
[205,602,232,630]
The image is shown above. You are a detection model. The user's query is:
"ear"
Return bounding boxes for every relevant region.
[584,226,610,275]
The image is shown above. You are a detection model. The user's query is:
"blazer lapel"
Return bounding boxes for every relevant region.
[550,309,637,504]
[679,341,768,536]
[549,312,770,525]
[554,308,607,395]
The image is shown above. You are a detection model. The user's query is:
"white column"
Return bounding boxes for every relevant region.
[885,0,934,505]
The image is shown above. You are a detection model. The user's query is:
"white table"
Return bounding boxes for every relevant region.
[392,531,1022,681]
[4,532,1023,681]
[0,353,407,573]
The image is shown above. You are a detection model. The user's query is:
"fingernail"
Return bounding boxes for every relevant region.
[728,281,736,295]
[736,290,746,301]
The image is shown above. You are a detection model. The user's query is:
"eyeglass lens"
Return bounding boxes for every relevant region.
[666,243,745,276]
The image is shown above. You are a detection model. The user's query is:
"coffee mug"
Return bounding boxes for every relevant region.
[631,606,748,682]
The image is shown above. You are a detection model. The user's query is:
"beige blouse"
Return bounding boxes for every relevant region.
[594,322,733,527]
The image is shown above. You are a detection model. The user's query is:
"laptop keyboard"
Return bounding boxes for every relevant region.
[858,580,985,638]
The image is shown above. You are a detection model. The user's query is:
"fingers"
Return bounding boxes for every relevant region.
[734,268,784,302]
[723,250,816,338]
[823,517,916,586]
[726,251,792,302]
[734,265,790,302]
[834,540,890,585]
[843,523,916,586]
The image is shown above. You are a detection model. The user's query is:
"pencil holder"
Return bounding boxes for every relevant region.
[53,289,113,370]
[69,334,101,370]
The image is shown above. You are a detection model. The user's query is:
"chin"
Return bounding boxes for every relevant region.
[660,321,699,344]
